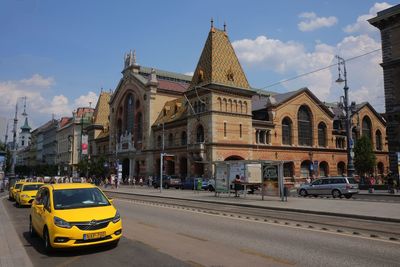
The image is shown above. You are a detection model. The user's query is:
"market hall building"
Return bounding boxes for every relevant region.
[108,24,389,184]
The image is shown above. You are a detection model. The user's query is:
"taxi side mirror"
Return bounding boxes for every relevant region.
[108,198,114,204]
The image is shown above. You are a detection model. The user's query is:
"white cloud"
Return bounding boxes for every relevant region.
[184,71,194,76]
[74,91,98,108]
[20,74,54,88]
[343,2,392,34]
[233,36,305,73]
[298,12,338,32]
[232,32,384,110]
[0,75,99,132]
[233,36,334,99]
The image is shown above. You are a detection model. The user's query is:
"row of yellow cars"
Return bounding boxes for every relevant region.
[8,180,122,253]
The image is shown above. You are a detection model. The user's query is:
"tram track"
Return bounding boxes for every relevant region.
[107,191,400,242]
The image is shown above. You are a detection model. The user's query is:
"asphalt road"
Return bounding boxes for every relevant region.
[2,198,190,267]
[4,196,400,267]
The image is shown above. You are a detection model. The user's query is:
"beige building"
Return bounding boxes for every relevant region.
[109,25,389,182]
[56,108,94,176]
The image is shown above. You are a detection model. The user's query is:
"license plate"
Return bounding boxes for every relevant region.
[83,231,106,240]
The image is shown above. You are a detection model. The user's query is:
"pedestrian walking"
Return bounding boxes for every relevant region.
[233,175,241,197]
[139,177,143,186]
[114,175,118,189]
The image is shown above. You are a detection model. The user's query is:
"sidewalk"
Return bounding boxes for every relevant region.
[104,185,400,222]
[0,195,33,267]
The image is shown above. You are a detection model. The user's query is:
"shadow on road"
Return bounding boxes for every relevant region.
[22,230,118,257]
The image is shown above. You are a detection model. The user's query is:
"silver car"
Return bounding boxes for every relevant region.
[298,177,359,199]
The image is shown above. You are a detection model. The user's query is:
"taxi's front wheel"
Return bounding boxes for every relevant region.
[29,217,36,237]
[43,228,53,253]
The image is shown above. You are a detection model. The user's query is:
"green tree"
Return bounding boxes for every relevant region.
[353,135,376,176]
[77,158,89,177]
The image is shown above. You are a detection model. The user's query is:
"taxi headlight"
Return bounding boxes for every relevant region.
[54,216,72,229]
[112,211,120,223]
[21,194,29,198]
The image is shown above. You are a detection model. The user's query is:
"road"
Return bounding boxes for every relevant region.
[3,196,400,267]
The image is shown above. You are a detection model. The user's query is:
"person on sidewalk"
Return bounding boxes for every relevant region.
[233,175,241,197]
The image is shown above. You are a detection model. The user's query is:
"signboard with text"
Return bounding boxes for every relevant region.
[81,135,88,155]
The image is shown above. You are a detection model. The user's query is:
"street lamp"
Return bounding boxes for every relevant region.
[336,55,355,178]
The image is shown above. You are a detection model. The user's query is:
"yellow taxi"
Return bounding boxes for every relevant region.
[9,181,25,201]
[15,182,44,207]
[30,183,122,252]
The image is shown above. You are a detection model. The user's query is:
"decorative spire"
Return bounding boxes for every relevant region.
[211,17,214,29]
[224,21,226,32]
[129,49,133,66]
[133,49,137,65]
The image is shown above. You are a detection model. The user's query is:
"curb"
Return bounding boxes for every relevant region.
[104,190,400,224]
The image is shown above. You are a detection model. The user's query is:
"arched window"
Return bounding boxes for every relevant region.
[362,116,372,140]
[181,131,187,145]
[298,106,313,146]
[239,101,243,113]
[243,101,248,114]
[217,98,222,111]
[375,130,382,151]
[168,133,174,147]
[282,117,292,145]
[319,161,329,177]
[300,160,312,177]
[318,122,327,147]
[337,161,346,176]
[223,99,227,112]
[117,118,122,138]
[196,125,204,143]
[125,94,135,133]
[283,162,294,177]
[233,100,238,112]
[228,99,232,112]
[136,112,142,141]
[377,162,384,175]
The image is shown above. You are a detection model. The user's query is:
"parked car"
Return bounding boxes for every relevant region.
[298,176,359,199]
[181,178,215,191]
[152,175,182,189]
[15,182,44,207]
[9,181,25,201]
[30,183,122,252]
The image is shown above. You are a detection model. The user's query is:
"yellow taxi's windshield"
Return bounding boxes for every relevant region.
[15,184,22,189]
[22,184,43,191]
[53,188,110,210]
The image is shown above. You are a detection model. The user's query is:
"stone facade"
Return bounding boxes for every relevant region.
[109,26,389,183]
[369,4,400,174]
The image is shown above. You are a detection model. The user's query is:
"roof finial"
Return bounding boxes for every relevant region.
[129,49,133,66]
[211,17,214,29]
[224,21,226,32]
[133,49,137,65]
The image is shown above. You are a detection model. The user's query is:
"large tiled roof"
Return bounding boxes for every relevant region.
[189,27,250,90]
[158,80,189,92]
[92,92,110,127]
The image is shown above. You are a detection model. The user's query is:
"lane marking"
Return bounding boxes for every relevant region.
[240,248,296,266]
[137,221,158,229]
[176,232,208,242]
[56,256,81,267]
[115,198,400,245]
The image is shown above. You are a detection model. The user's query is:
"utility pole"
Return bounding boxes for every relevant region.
[159,122,164,192]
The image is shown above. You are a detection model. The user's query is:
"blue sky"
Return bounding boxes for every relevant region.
[0,0,396,140]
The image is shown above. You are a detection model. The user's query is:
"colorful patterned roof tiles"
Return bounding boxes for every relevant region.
[189,27,250,90]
